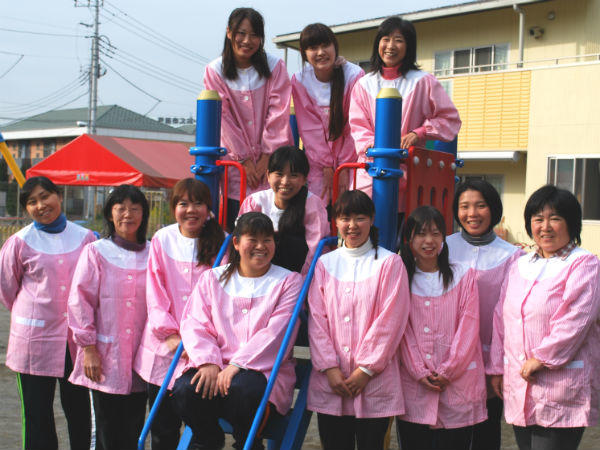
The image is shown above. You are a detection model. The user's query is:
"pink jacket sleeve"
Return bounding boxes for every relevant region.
[301,195,330,275]
[231,272,302,370]
[68,244,101,347]
[261,60,293,155]
[349,81,375,160]
[336,70,364,167]
[487,276,508,375]
[291,76,333,169]
[0,235,24,311]
[203,65,251,162]
[411,74,461,142]
[146,238,180,340]
[437,269,481,380]
[308,261,340,371]
[532,254,600,368]
[180,273,224,368]
[238,194,260,215]
[355,256,410,374]
[399,322,431,381]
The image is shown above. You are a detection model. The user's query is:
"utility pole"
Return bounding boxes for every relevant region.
[76,0,101,135]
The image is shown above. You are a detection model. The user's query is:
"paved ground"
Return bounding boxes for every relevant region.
[1,307,599,449]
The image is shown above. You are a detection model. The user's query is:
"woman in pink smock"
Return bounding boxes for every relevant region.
[307,190,410,450]
[349,16,461,207]
[0,176,94,450]
[398,206,486,450]
[171,212,302,450]
[133,178,225,449]
[204,7,293,230]
[447,179,524,450]
[68,185,150,450]
[238,146,328,275]
[291,23,364,206]
[489,185,600,450]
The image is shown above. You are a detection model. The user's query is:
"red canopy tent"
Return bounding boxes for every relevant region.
[26,134,194,188]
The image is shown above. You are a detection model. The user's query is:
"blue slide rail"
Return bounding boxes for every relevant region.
[137,234,233,450]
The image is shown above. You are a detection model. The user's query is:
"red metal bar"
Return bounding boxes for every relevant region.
[331,162,368,235]
[215,160,247,228]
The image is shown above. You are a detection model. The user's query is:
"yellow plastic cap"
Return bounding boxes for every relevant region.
[197,90,221,101]
[377,87,402,99]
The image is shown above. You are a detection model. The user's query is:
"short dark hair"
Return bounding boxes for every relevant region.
[102,185,149,244]
[453,179,503,232]
[20,176,61,209]
[524,184,582,245]
[222,7,271,80]
[369,17,419,77]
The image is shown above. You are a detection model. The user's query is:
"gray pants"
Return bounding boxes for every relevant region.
[513,425,585,450]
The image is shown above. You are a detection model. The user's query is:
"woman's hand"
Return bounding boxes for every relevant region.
[429,373,450,391]
[190,363,220,399]
[325,367,352,397]
[83,345,103,383]
[165,333,187,359]
[217,364,241,397]
[255,153,270,185]
[490,375,504,399]
[345,368,371,397]
[242,160,259,189]
[321,167,334,201]
[419,375,442,392]
[520,357,544,382]
[400,131,418,149]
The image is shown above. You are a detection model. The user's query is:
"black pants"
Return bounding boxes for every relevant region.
[472,396,503,450]
[147,382,182,450]
[396,419,473,450]
[172,368,267,450]
[317,413,390,450]
[226,198,240,232]
[92,389,147,450]
[513,425,585,450]
[16,348,91,450]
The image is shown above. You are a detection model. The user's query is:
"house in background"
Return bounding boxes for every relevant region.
[0,105,194,219]
[274,0,600,254]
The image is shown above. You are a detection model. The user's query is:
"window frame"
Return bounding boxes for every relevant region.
[434,43,510,76]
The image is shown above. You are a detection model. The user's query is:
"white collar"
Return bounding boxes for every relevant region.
[341,238,372,258]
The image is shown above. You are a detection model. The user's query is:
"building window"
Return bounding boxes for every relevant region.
[18,142,30,159]
[434,44,509,76]
[548,157,600,220]
[42,140,56,158]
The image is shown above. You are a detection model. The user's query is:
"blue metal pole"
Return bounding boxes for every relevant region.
[366,87,406,251]
[190,90,226,216]
[243,236,338,450]
[289,104,300,148]
[138,234,232,450]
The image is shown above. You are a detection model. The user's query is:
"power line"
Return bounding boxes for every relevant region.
[0,49,80,60]
[0,91,89,123]
[0,54,24,79]
[103,1,211,63]
[100,58,161,102]
[0,26,82,38]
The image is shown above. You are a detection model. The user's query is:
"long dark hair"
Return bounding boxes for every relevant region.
[170,178,225,266]
[102,185,149,244]
[219,212,275,285]
[299,23,345,141]
[222,7,271,80]
[369,16,419,77]
[333,190,379,258]
[20,176,62,209]
[268,146,310,238]
[401,206,453,290]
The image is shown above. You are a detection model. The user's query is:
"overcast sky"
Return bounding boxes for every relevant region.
[0,0,465,127]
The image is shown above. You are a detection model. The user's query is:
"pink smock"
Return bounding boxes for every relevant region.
[134,223,213,386]
[176,264,302,415]
[0,222,95,377]
[204,53,293,200]
[488,247,600,427]
[291,62,364,202]
[348,68,461,206]
[399,264,487,428]
[307,241,410,418]
[447,232,524,368]
[238,188,329,275]
[68,238,149,394]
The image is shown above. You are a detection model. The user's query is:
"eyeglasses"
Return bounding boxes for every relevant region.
[112,205,143,215]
